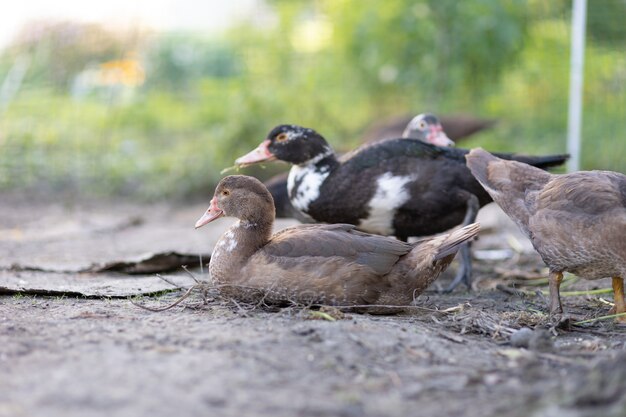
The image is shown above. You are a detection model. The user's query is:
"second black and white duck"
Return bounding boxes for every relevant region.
[235,124,568,290]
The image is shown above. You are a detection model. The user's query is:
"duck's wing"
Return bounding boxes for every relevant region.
[341,138,465,171]
[234,224,414,305]
[536,171,626,215]
[529,171,626,273]
[265,223,413,275]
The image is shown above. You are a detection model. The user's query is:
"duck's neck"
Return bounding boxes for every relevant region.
[209,218,273,283]
[287,148,339,213]
[309,147,339,171]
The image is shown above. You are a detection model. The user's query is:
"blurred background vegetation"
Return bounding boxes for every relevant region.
[0,0,624,199]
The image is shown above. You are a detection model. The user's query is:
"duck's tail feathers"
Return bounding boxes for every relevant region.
[432,223,481,261]
[382,223,480,304]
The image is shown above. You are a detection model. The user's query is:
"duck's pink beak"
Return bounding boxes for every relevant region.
[428,124,455,147]
[195,197,224,229]
[234,140,277,167]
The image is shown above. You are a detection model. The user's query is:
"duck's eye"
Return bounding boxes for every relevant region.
[419,121,427,130]
[221,190,230,196]
[276,133,288,142]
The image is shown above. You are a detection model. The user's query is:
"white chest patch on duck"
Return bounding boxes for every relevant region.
[214,226,238,258]
[287,155,331,214]
[358,173,413,235]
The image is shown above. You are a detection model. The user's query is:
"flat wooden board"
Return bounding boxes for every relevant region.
[0,269,198,297]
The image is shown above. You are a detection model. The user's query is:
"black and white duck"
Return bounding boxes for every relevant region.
[266,113,454,220]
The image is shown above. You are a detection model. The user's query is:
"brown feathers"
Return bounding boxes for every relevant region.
[197,175,481,306]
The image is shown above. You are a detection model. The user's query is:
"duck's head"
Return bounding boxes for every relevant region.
[402,113,454,147]
[235,125,333,167]
[195,175,275,229]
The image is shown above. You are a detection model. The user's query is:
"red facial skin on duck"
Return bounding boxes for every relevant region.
[234,140,276,167]
[428,124,454,147]
[195,197,224,229]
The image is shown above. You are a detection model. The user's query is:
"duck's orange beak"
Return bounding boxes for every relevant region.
[195,197,224,229]
[234,140,277,167]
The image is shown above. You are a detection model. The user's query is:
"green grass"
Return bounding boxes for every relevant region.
[0,19,623,199]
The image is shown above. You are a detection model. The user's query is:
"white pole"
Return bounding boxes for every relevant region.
[567,0,587,172]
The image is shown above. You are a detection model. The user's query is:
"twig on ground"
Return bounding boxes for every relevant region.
[494,267,546,281]
[561,288,613,297]
[228,297,252,317]
[495,284,612,299]
[573,312,626,325]
[307,311,337,321]
[181,265,202,284]
[130,286,196,312]
[496,284,529,297]
[155,274,191,290]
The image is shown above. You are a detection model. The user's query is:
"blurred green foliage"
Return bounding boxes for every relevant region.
[325,0,528,102]
[144,34,242,91]
[0,1,624,199]
[4,21,141,90]
[585,0,626,44]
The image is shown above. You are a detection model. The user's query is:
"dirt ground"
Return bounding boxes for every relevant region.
[1,195,625,417]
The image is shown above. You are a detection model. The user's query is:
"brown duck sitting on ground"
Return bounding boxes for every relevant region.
[466,148,626,322]
[195,175,480,307]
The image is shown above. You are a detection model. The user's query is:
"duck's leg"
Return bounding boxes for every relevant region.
[443,195,479,292]
[548,271,564,316]
[460,195,480,227]
[443,244,472,292]
[611,277,626,323]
